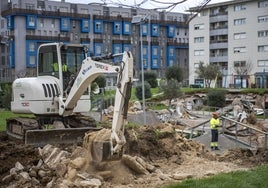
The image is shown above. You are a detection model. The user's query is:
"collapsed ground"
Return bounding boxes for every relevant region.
[1,123,268,188]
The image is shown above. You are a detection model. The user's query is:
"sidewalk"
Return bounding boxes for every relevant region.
[193,127,250,153]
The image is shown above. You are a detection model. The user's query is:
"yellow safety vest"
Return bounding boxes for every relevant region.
[53,62,58,71]
[62,64,67,72]
[210,118,219,129]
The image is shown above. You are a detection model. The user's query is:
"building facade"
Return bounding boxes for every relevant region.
[189,0,268,88]
[0,0,189,86]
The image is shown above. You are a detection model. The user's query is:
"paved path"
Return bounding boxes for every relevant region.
[193,127,250,153]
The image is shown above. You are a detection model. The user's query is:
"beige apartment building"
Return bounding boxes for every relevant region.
[189,0,268,88]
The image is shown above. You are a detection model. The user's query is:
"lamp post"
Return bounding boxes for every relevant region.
[132,15,147,125]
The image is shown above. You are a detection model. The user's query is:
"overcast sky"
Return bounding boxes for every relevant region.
[55,0,232,13]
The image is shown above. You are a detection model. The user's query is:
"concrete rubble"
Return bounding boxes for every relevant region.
[2,127,206,188]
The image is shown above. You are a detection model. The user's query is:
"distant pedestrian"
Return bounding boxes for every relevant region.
[210,112,220,150]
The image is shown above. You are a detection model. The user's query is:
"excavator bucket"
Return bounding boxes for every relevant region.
[83,128,121,162]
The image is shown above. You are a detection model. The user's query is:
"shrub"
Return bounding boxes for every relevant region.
[143,71,158,88]
[0,83,12,110]
[135,82,152,100]
[206,90,226,108]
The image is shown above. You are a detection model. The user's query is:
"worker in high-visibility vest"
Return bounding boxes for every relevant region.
[62,63,68,72]
[52,62,58,72]
[210,112,220,150]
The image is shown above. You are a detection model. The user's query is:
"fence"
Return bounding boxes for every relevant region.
[188,115,268,149]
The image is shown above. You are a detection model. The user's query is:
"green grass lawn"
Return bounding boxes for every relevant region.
[0,110,34,131]
[164,165,268,188]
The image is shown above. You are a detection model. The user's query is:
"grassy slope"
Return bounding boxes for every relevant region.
[165,165,268,188]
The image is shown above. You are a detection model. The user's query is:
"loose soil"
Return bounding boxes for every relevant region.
[1,123,268,188]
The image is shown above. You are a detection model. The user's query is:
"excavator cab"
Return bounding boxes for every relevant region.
[38,43,88,92]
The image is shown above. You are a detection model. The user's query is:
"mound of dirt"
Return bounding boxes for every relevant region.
[124,124,205,161]
[0,132,40,182]
[1,123,268,188]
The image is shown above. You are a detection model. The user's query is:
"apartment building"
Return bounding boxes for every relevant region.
[189,0,268,88]
[0,0,189,86]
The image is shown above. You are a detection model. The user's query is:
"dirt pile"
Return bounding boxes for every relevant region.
[1,124,268,188]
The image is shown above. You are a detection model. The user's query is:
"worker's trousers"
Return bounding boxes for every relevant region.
[210,129,218,147]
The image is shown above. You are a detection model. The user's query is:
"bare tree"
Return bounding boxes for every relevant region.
[233,60,253,88]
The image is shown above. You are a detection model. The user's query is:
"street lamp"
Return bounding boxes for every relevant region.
[132,15,148,125]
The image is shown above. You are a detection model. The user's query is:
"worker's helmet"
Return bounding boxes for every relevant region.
[212,112,219,117]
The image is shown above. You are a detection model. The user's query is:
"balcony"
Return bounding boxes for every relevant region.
[167,41,188,47]
[156,19,188,27]
[210,29,228,36]
[112,39,131,44]
[210,56,228,63]
[2,8,90,19]
[210,14,228,23]
[80,38,90,43]
[26,35,69,41]
[93,15,131,22]
[209,42,228,49]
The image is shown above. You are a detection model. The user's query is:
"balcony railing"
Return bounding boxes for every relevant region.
[2,8,90,19]
[167,41,188,47]
[26,35,69,41]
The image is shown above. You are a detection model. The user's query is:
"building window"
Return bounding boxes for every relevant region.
[113,22,121,35]
[258,30,268,37]
[194,23,204,30]
[234,4,246,11]
[39,18,44,28]
[25,3,35,10]
[169,48,174,56]
[234,61,246,67]
[142,46,147,56]
[94,20,103,33]
[194,37,204,43]
[234,18,246,25]
[81,8,88,14]
[27,15,36,29]
[234,32,246,40]
[29,17,35,26]
[194,50,204,56]
[234,47,246,53]
[29,56,35,65]
[114,44,122,54]
[94,43,103,56]
[152,59,158,68]
[167,25,175,37]
[60,18,70,31]
[123,22,131,35]
[151,24,160,37]
[141,24,148,35]
[81,19,90,32]
[169,59,174,66]
[29,43,35,52]
[59,7,68,12]
[257,60,268,67]
[258,45,268,52]
[51,19,55,28]
[153,47,158,56]
[258,15,268,23]
[258,0,268,8]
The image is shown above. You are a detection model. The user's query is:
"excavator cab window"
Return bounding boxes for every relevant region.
[60,45,87,91]
[38,45,59,78]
